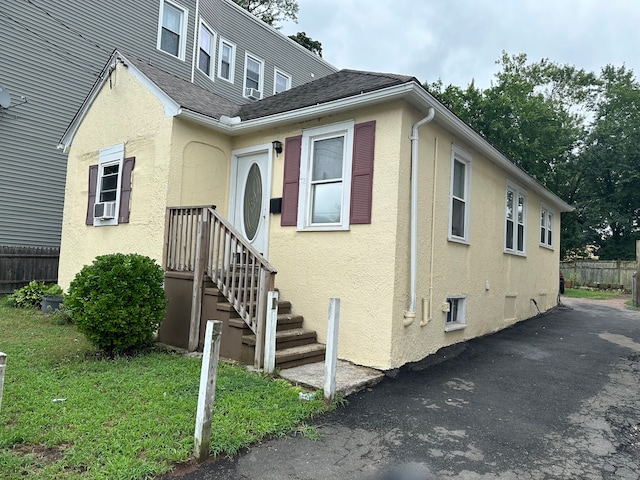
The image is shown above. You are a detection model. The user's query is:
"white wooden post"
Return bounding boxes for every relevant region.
[188,213,209,352]
[194,320,222,462]
[0,352,6,413]
[264,291,279,374]
[324,298,340,402]
[254,269,273,369]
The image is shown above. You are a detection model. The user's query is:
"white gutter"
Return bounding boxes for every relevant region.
[404,107,435,326]
[59,50,571,214]
[174,82,570,212]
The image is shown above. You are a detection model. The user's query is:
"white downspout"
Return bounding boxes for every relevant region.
[190,0,200,83]
[404,107,435,326]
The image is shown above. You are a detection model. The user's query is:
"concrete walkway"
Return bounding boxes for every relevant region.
[279,359,385,397]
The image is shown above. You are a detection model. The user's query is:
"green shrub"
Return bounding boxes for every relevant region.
[43,283,64,296]
[65,253,166,354]
[7,281,64,309]
[8,280,47,308]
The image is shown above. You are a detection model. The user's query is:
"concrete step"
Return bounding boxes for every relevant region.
[228,318,253,331]
[275,343,326,370]
[217,300,292,316]
[242,328,317,349]
[276,313,304,330]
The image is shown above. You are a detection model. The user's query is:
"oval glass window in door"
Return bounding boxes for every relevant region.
[243,162,262,241]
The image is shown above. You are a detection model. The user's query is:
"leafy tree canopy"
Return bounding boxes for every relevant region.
[233,0,299,27]
[289,31,323,57]
[427,53,640,260]
[233,1,324,56]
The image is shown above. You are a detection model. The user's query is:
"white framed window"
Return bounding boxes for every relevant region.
[274,68,291,94]
[197,20,216,78]
[448,145,472,243]
[217,38,235,83]
[94,144,124,227]
[243,52,264,99]
[297,120,355,231]
[445,296,467,332]
[540,206,554,249]
[157,0,188,60]
[505,182,527,255]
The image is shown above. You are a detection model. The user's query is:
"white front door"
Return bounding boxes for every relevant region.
[230,148,271,257]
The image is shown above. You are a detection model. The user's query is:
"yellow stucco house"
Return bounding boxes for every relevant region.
[58,50,571,371]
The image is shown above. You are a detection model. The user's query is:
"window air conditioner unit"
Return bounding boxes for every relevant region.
[94,201,117,220]
[245,87,261,100]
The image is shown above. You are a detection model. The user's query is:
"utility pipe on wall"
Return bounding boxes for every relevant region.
[421,137,439,327]
[404,107,435,326]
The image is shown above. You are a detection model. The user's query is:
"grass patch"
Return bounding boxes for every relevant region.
[625,300,640,310]
[0,298,333,479]
[562,288,628,300]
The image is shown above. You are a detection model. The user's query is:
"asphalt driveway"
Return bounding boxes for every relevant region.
[163,297,640,479]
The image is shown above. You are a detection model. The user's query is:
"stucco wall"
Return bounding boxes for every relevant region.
[232,103,406,369]
[59,65,171,288]
[170,119,232,212]
[58,65,231,289]
[389,110,561,368]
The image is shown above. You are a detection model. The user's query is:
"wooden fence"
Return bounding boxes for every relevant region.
[560,260,637,290]
[0,246,60,294]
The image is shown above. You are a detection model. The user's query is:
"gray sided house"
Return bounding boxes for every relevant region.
[0,0,335,251]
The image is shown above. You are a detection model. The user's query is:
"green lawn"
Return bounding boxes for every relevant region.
[562,287,630,301]
[0,299,332,479]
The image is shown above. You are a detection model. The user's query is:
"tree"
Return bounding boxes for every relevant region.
[232,0,299,27]
[428,53,590,186]
[289,31,322,57]
[425,53,640,260]
[579,65,640,259]
[233,1,325,57]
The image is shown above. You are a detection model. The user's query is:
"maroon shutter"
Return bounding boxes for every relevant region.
[281,136,302,226]
[118,157,135,223]
[86,165,98,225]
[350,120,376,224]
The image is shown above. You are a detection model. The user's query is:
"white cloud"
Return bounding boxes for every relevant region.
[282,0,640,88]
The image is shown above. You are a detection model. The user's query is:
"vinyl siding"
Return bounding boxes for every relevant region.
[194,0,336,99]
[0,0,336,246]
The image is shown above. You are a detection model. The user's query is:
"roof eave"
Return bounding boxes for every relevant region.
[410,87,574,212]
[58,50,121,153]
[58,50,181,153]
[174,82,417,135]
[182,81,572,212]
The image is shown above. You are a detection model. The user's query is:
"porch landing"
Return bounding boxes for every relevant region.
[278,360,385,397]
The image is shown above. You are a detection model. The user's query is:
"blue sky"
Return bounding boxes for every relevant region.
[282,0,640,88]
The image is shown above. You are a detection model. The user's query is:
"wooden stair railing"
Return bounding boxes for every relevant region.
[164,206,277,368]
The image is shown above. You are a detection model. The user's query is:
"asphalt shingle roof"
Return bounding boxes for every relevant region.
[124,52,417,122]
[124,53,241,120]
[237,69,418,120]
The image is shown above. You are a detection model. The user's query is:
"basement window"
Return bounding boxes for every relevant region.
[445,296,466,332]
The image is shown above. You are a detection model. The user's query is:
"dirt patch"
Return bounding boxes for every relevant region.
[13,443,67,466]
[561,295,632,310]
